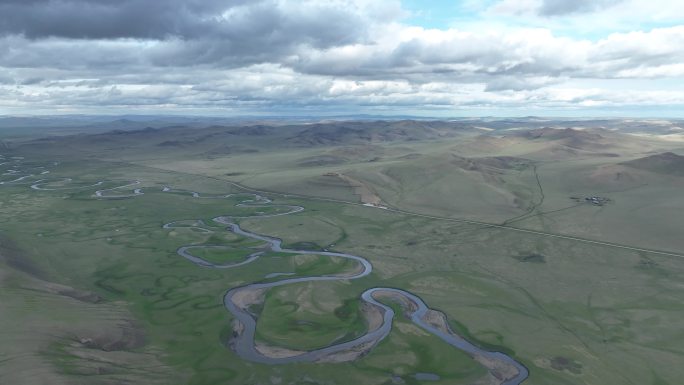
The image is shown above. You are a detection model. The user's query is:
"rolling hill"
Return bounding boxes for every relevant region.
[622,152,684,176]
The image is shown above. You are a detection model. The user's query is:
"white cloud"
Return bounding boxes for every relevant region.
[0,0,683,115]
[293,25,684,84]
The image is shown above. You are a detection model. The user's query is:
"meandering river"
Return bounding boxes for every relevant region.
[171,193,529,384]
[3,158,528,384]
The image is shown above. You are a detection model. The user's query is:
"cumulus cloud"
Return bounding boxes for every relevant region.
[0,0,237,39]
[0,0,682,115]
[0,0,373,43]
[0,0,392,70]
[293,26,684,84]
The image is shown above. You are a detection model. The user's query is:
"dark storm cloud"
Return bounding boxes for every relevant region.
[0,0,377,73]
[0,0,367,50]
[0,0,219,39]
[538,0,624,16]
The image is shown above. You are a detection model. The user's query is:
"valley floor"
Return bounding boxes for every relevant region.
[2,121,684,385]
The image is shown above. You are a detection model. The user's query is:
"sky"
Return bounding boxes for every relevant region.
[1,0,684,117]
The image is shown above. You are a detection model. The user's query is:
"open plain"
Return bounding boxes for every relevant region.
[2,118,684,385]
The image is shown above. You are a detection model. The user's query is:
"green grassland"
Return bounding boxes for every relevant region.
[255,281,369,351]
[185,247,259,265]
[0,159,492,385]
[2,122,684,385]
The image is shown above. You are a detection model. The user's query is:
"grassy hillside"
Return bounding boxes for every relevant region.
[622,152,684,176]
